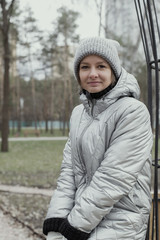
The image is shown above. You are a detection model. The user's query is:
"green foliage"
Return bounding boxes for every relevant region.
[56,6,79,43]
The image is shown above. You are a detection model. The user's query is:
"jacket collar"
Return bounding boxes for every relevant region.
[80,68,140,117]
[82,83,115,100]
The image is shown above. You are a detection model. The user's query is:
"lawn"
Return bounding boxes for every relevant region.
[0,140,68,238]
[0,140,67,188]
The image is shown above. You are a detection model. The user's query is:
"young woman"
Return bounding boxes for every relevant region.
[43,37,153,240]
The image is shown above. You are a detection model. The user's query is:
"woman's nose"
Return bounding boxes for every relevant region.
[89,67,98,78]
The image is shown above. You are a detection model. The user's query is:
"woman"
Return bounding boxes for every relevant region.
[43,37,153,240]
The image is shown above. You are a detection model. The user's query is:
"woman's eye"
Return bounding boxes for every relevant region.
[98,65,106,69]
[80,65,88,69]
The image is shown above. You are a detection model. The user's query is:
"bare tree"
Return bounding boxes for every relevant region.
[0,0,16,152]
[94,0,104,36]
[56,7,79,134]
[10,24,21,135]
[19,6,41,130]
[0,48,3,122]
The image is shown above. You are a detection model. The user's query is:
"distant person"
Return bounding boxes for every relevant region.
[43,37,153,240]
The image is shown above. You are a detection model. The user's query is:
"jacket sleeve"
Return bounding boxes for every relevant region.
[43,136,76,236]
[59,102,153,239]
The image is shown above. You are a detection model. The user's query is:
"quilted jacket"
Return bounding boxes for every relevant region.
[43,68,153,240]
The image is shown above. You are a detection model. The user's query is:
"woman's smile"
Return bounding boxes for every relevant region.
[87,81,102,86]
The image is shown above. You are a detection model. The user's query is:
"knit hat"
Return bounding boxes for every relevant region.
[73,37,122,82]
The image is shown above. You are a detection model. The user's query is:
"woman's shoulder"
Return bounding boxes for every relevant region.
[115,96,150,119]
[116,96,148,110]
[70,104,84,120]
[72,104,84,114]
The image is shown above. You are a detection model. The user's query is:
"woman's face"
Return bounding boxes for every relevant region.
[79,55,113,93]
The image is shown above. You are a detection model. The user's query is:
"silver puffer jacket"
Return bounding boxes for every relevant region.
[45,68,153,240]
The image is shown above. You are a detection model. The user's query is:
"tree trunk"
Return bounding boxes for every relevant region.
[1,34,10,151]
[31,76,37,130]
[94,0,103,36]
[0,0,16,152]
[62,61,67,135]
[13,36,21,134]
[62,39,73,135]
[17,97,21,133]
[50,120,54,135]
[11,119,15,135]
[45,119,48,132]
[27,42,37,130]
[50,73,55,135]
[0,60,3,135]
[0,59,3,112]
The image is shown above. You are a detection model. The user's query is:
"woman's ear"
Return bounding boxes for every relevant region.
[111,72,116,86]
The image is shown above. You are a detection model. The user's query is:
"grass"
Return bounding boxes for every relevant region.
[0,140,66,188]
[0,140,67,237]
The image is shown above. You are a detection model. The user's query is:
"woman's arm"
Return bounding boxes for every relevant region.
[43,105,84,237]
[43,137,76,235]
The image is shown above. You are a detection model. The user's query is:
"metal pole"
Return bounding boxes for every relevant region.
[134,0,160,239]
[147,1,159,239]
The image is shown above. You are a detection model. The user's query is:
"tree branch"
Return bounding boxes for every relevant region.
[6,0,16,30]
[0,0,7,34]
[8,0,16,17]
[94,0,103,36]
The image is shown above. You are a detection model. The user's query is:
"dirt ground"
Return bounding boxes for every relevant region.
[0,209,39,240]
[0,185,53,240]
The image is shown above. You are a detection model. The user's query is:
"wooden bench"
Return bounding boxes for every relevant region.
[23,129,40,137]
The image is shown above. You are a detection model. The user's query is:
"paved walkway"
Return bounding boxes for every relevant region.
[0,184,53,196]
[1,136,68,141]
[0,209,39,240]
[0,184,53,240]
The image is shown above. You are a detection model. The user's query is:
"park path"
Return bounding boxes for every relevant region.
[0,209,38,240]
[0,184,53,196]
[0,136,68,141]
[0,184,54,240]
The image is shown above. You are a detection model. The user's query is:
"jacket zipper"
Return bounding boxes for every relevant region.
[91,98,96,116]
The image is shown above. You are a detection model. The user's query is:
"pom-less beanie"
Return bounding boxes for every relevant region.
[73,37,122,82]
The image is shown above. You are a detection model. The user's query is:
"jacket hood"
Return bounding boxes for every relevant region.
[80,68,141,116]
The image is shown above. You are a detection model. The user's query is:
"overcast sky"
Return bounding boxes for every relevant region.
[19,0,101,39]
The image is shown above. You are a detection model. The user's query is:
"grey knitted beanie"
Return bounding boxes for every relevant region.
[73,37,122,82]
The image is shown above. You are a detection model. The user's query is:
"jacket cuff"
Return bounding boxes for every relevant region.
[59,218,90,240]
[43,217,65,235]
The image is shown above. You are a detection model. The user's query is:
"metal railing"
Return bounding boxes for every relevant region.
[134,0,160,239]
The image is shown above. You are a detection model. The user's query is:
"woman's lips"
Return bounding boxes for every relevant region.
[87,82,101,86]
